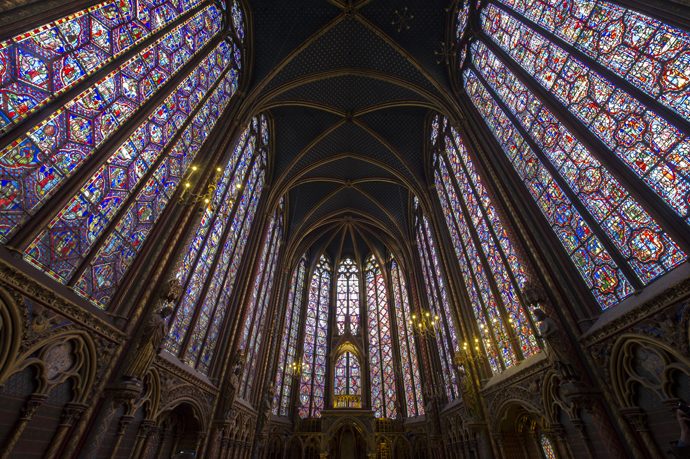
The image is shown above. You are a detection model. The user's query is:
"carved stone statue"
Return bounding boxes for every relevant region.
[221,350,246,419]
[533,308,577,380]
[122,279,181,383]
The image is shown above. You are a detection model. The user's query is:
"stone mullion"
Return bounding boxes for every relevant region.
[196,192,272,456]
[192,157,264,369]
[177,150,261,363]
[274,266,296,413]
[0,1,212,148]
[476,28,690,257]
[0,0,100,41]
[386,262,408,419]
[489,0,690,137]
[323,264,336,413]
[251,237,287,407]
[469,58,643,290]
[290,261,312,423]
[238,216,276,401]
[453,89,600,321]
[448,130,540,342]
[11,29,228,254]
[439,150,524,362]
[68,43,238,289]
[435,162,509,370]
[417,225,457,398]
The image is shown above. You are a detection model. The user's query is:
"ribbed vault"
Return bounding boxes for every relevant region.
[243,0,457,263]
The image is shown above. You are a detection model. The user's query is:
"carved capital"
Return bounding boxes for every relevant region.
[21,394,48,421]
[60,402,87,426]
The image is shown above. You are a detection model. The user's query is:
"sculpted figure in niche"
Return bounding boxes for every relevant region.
[123,279,181,383]
[533,308,577,380]
[221,350,246,419]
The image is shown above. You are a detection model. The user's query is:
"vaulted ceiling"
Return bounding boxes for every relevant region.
[242,0,462,263]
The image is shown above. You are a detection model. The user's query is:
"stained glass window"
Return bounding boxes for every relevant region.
[239,200,284,399]
[2,4,224,243]
[479,4,690,226]
[164,115,268,374]
[334,352,361,398]
[0,0,206,131]
[460,0,687,309]
[432,114,539,373]
[273,257,307,416]
[365,254,398,419]
[540,434,557,459]
[414,199,459,400]
[299,255,331,418]
[1,1,248,314]
[336,257,360,335]
[390,258,424,417]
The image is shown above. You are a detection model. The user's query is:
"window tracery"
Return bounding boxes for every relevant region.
[461,0,688,309]
[336,257,360,335]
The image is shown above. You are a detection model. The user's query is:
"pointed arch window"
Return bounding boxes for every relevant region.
[365,254,398,419]
[2,1,247,311]
[239,200,285,400]
[432,114,539,373]
[273,256,308,416]
[414,199,460,400]
[299,255,331,418]
[336,257,360,335]
[390,258,424,416]
[164,115,268,374]
[460,0,687,309]
[334,351,361,398]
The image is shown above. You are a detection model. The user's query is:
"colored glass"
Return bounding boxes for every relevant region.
[274,258,307,416]
[480,5,690,225]
[0,0,205,131]
[365,254,398,419]
[390,259,424,416]
[1,5,225,244]
[336,257,360,335]
[495,0,690,120]
[299,256,331,419]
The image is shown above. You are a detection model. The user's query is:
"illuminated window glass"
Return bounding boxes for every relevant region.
[334,352,361,397]
[273,257,307,416]
[239,201,284,399]
[336,257,360,335]
[432,114,540,373]
[299,255,331,418]
[390,258,424,416]
[414,199,459,400]
[365,254,397,419]
[164,115,268,374]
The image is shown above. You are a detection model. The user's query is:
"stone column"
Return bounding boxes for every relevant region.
[0,393,47,458]
[44,402,87,459]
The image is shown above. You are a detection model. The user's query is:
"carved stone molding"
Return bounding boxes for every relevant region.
[0,260,125,343]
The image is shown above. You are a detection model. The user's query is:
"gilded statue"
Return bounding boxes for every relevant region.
[123,279,181,383]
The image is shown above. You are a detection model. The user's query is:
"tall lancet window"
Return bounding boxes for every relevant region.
[414,198,459,400]
[334,351,362,399]
[165,115,267,374]
[273,257,307,416]
[390,258,424,416]
[431,114,539,374]
[365,254,398,419]
[3,1,246,309]
[299,255,331,418]
[336,257,360,334]
[239,200,284,400]
[460,0,687,309]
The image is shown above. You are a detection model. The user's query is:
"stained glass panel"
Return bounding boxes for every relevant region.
[463,69,636,308]
[480,5,690,224]
[299,256,331,419]
[274,258,307,416]
[1,5,224,242]
[336,257,360,335]
[365,254,398,419]
[0,0,206,131]
[495,0,690,120]
[390,259,424,416]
